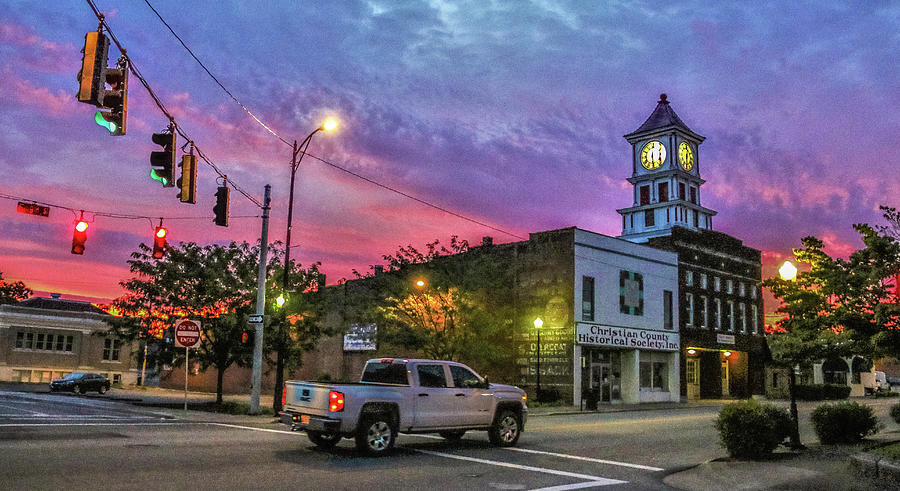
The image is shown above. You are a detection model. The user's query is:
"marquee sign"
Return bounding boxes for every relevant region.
[576,323,679,351]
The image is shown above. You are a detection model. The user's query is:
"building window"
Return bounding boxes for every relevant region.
[685,270,693,286]
[700,296,708,328]
[65,335,74,352]
[36,333,45,350]
[56,336,64,351]
[103,338,122,361]
[752,304,759,333]
[714,277,721,292]
[739,303,747,333]
[678,182,686,200]
[690,187,697,204]
[658,182,669,202]
[685,292,694,327]
[113,374,122,385]
[639,352,669,391]
[727,301,735,332]
[739,282,746,297]
[15,332,24,349]
[700,273,708,289]
[727,279,733,294]
[582,276,595,321]
[751,285,757,299]
[644,209,655,227]
[714,299,721,330]
[664,290,673,330]
[640,185,650,205]
[619,270,644,316]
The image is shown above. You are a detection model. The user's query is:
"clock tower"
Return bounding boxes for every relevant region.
[617,94,717,242]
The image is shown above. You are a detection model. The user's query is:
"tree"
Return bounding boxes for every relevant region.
[347,237,520,375]
[0,275,32,304]
[106,241,265,403]
[762,207,900,447]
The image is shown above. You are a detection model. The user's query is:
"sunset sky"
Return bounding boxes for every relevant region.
[1,1,898,305]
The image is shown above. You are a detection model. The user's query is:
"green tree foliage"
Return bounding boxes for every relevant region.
[347,237,520,376]
[107,241,273,403]
[0,273,32,304]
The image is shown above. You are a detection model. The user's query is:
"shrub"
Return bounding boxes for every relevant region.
[715,400,791,459]
[890,402,900,424]
[811,401,878,444]
[793,384,851,400]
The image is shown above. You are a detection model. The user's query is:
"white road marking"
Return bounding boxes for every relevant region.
[207,423,304,435]
[530,481,620,491]
[0,422,193,427]
[413,449,626,486]
[0,414,162,419]
[0,402,46,415]
[505,448,663,471]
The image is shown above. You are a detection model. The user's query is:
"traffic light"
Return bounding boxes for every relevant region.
[94,58,128,136]
[213,186,229,227]
[76,31,109,106]
[150,130,177,187]
[152,226,167,259]
[71,220,88,255]
[176,154,197,204]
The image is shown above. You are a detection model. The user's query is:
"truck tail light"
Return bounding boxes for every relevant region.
[282,385,286,405]
[329,390,345,412]
[521,393,527,402]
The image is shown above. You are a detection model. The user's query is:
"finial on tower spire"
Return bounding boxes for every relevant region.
[659,93,668,104]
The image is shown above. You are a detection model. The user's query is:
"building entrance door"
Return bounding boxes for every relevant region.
[587,350,621,404]
[721,360,730,397]
[686,358,700,400]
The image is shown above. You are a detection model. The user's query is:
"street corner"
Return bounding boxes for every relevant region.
[662,458,821,491]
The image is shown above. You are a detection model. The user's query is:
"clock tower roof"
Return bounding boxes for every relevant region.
[624,93,704,142]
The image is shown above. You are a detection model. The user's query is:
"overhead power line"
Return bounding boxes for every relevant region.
[140,0,524,240]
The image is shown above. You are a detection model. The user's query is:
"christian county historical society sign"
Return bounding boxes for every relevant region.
[576,323,679,351]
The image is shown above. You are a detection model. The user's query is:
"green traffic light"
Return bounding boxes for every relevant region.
[150,169,169,186]
[94,111,117,134]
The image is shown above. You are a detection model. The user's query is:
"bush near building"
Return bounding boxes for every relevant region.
[811,401,878,444]
[793,384,852,400]
[715,399,791,459]
[889,403,900,424]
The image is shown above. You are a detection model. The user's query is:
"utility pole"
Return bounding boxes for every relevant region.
[249,185,271,415]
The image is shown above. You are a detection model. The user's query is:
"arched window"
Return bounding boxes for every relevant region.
[822,357,849,385]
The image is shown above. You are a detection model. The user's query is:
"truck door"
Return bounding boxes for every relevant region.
[449,364,493,426]
[413,363,455,429]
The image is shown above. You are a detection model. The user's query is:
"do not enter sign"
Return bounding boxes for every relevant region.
[174,319,202,348]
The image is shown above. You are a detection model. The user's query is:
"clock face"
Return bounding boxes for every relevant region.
[678,142,694,171]
[640,140,666,170]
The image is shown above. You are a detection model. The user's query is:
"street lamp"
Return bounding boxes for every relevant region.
[779,260,804,449]
[274,118,338,412]
[534,317,543,399]
[415,279,426,289]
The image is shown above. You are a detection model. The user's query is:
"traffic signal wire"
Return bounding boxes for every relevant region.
[84,0,262,209]
[1,192,260,227]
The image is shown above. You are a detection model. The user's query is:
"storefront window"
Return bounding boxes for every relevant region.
[639,352,669,391]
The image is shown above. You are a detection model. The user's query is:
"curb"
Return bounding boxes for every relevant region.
[851,452,900,483]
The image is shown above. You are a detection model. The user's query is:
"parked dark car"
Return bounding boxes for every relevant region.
[49,372,110,394]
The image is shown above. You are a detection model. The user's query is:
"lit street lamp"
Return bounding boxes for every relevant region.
[779,260,804,449]
[274,118,338,412]
[534,317,543,399]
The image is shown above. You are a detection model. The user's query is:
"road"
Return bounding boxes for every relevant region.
[1,392,897,490]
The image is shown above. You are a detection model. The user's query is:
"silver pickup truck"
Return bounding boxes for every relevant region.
[279,358,528,455]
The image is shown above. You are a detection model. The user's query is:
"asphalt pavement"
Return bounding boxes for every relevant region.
[3,382,900,490]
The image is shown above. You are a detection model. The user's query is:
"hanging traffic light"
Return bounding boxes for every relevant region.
[94,57,128,136]
[177,154,197,204]
[213,186,229,227]
[71,219,88,255]
[76,31,109,107]
[150,129,176,187]
[152,226,168,259]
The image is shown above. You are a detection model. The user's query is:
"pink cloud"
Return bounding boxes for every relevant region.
[0,73,75,116]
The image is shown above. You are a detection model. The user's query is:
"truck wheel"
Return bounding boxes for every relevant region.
[355,414,396,456]
[307,431,342,449]
[488,409,521,447]
[439,430,466,441]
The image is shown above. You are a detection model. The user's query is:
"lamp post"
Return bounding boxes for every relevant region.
[274,118,337,412]
[534,317,543,399]
[779,260,804,449]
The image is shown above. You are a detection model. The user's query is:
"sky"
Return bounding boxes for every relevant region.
[1,1,898,306]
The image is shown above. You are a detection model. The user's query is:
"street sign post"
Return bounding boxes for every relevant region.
[174,319,201,410]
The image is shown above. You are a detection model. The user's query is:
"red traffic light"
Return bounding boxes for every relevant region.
[71,220,88,255]
[75,221,88,232]
[152,226,168,259]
